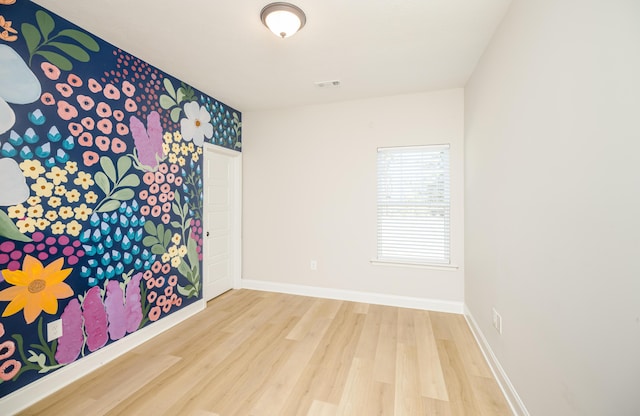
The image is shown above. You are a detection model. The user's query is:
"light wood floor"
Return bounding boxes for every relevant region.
[20,289,511,416]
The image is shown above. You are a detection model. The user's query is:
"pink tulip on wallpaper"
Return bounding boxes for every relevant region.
[82,287,108,352]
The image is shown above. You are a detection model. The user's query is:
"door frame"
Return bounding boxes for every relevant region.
[202,143,242,301]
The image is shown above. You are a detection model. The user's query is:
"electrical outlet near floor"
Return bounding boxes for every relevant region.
[310,260,318,271]
[492,308,503,334]
[47,319,63,342]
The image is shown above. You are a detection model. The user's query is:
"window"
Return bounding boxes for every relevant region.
[376,144,450,265]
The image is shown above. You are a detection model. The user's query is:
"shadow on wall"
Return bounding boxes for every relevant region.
[0,0,240,398]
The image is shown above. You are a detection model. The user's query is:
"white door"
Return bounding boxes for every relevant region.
[203,145,241,301]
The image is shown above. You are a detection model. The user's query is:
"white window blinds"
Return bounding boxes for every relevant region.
[377,145,450,265]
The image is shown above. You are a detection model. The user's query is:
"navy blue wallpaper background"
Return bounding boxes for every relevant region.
[0,0,240,397]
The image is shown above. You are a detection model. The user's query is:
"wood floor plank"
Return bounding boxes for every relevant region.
[414,310,450,401]
[18,290,512,416]
[373,305,398,384]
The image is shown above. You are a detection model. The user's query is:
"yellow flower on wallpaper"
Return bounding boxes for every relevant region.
[171,256,181,268]
[66,220,82,237]
[54,185,67,196]
[27,204,43,218]
[0,255,73,324]
[168,153,177,164]
[26,196,41,206]
[177,157,186,167]
[65,189,80,203]
[74,171,94,190]
[64,161,78,175]
[50,221,65,235]
[173,131,182,141]
[48,196,62,208]
[20,160,45,179]
[44,210,58,221]
[45,166,68,185]
[16,218,36,233]
[35,218,50,230]
[7,204,26,219]
[85,191,98,204]
[58,206,74,219]
[73,204,92,221]
[31,177,54,197]
[163,132,173,143]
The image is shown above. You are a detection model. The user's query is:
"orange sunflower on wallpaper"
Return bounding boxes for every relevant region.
[0,255,73,324]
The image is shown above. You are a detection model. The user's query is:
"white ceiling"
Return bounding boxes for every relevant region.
[34,0,511,112]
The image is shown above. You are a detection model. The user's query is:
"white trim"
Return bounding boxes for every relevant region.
[464,305,530,416]
[0,300,205,416]
[370,259,459,271]
[241,279,463,314]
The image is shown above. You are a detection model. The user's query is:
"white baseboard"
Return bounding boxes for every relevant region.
[241,279,463,314]
[464,305,529,416]
[1,299,205,415]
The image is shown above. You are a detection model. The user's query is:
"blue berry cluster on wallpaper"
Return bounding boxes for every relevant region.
[0,0,241,397]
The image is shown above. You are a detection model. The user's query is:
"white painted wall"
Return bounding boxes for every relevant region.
[243,89,464,305]
[465,0,640,415]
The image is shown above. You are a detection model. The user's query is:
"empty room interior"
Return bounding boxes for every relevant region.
[0,0,638,415]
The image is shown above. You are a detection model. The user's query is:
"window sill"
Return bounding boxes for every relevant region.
[370,259,459,271]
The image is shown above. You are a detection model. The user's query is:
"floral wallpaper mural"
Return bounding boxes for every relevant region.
[0,0,241,398]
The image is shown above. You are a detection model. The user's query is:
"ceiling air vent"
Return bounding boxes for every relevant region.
[314,80,341,88]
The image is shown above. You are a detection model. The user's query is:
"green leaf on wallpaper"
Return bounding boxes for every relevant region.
[117,156,132,177]
[142,236,159,247]
[187,235,197,264]
[163,78,176,99]
[119,173,140,188]
[95,200,121,213]
[170,221,181,229]
[179,83,195,102]
[57,29,100,52]
[100,157,117,183]
[35,10,55,41]
[0,211,32,243]
[171,202,180,217]
[177,259,190,277]
[164,229,171,246]
[21,23,41,55]
[159,95,175,110]
[34,50,72,71]
[177,284,193,297]
[110,188,134,201]
[156,223,165,241]
[94,171,110,196]
[170,108,182,123]
[48,42,90,63]
[176,88,185,103]
[151,245,165,256]
[144,221,157,236]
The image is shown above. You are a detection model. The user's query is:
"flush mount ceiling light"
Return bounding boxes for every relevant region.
[260,2,306,39]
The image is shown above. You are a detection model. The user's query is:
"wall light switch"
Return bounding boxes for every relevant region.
[310,260,318,271]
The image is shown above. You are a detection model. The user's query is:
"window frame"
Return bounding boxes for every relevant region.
[374,144,454,269]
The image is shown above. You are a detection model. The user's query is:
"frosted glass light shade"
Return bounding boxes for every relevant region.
[261,3,306,38]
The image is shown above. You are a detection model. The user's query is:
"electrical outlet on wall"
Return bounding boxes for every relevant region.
[47,319,63,342]
[492,307,503,334]
[310,260,318,271]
